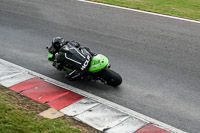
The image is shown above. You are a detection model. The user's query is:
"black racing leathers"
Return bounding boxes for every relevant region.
[49,41,93,80]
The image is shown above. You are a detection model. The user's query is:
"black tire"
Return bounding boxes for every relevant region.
[100,69,122,87]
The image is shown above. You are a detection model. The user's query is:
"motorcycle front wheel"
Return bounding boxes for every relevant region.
[100,69,122,87]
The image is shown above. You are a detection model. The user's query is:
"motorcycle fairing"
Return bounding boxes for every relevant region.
[89,54,109,73]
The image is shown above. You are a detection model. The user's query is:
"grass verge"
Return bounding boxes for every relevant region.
[89,0,200,20]
[0,85,102,133]
[0,103,81,133]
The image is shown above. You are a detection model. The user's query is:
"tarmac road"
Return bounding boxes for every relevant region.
[0,0,200,132]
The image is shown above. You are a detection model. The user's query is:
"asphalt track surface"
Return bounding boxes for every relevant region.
[0,0,200,132]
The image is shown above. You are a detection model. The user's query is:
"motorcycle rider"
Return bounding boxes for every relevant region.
[48,36,95,80]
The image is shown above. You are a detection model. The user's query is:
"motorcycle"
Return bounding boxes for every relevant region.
[46,46,122,87]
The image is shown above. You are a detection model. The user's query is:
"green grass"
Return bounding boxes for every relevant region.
[0,94,8,100]
[0,102,82,133]
[89,0,200,20]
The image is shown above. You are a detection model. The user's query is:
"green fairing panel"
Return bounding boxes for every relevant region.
[48,52,54,63]
[89,54,109,73]
[63,66,73,72]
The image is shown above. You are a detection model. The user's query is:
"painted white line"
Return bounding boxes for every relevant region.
[78,0,200,24]
[0,72,21,81]
[105,117,147,133]
[60,98,100,116]
[0,72,34,87]
[0,59,186,133]
[75,104,130,131]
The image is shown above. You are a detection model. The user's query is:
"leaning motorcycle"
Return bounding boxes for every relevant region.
[46,47,122,87]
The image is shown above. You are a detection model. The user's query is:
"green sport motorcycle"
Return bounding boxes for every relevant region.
[46,47,122,87]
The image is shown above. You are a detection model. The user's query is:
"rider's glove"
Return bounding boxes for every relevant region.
[48,46,56,54]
